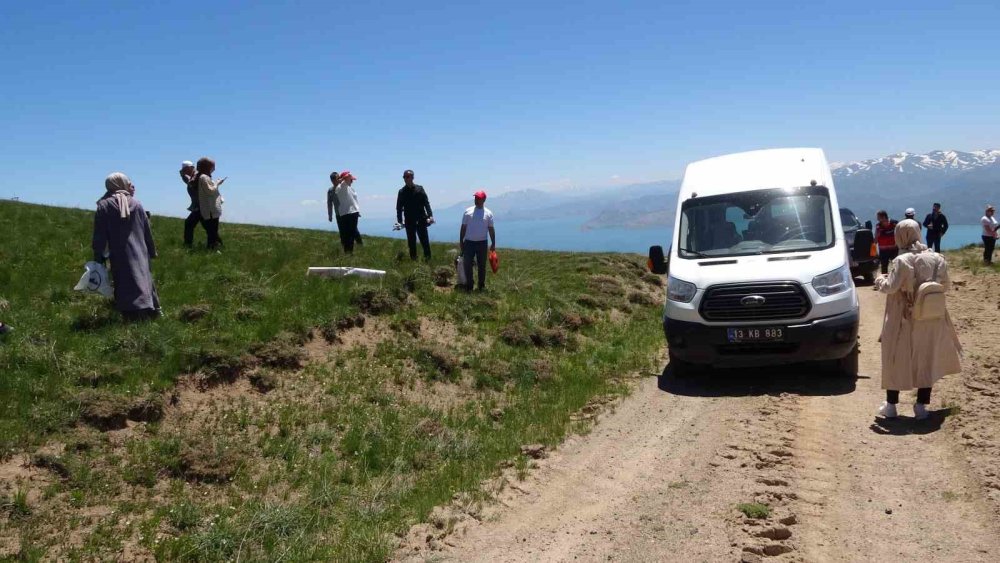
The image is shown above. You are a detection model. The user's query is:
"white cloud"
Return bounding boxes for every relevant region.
[300,199,320,207]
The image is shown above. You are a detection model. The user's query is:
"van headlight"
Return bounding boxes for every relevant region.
[812,265,852,297]
[667,275,697,303]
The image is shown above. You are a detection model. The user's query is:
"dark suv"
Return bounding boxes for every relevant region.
[840,207,878,283]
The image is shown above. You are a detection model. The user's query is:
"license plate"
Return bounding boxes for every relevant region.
[727,327,785,343]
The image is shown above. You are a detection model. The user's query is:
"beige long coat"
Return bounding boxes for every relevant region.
[198,175,223,220]
[877,250,962,390]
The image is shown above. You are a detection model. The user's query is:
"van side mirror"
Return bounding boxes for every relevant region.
[852,230,875,261]
[648,245,668,275]
[864,220,873,230]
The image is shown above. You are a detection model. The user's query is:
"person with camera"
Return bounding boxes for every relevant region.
[395,169,435,260]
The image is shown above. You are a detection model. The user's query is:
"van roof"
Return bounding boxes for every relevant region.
[680,148,832,199]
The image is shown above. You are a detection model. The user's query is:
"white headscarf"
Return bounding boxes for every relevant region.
[894,219,927,253]
[102,172,133,219]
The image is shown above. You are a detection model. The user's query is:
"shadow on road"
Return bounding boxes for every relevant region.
[868,407,955,436]
[657,361,863,398]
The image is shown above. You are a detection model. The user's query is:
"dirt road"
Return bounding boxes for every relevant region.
[401,286,1000,562]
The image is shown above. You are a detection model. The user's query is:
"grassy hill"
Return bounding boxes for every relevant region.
[0,200,664,560]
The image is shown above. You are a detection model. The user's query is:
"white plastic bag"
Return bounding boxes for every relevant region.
[455,256,467,286]
[74,261,113,299]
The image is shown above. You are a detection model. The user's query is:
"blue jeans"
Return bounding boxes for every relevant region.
[462,240,488,290]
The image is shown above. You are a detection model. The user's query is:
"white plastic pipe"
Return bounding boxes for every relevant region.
[307,267,387,279]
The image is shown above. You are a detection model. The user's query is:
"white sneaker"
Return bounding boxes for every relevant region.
[913,403,929,420]
[878,402,898,418]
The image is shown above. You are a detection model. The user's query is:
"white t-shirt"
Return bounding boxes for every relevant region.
[462,206,494,242]
[335,183,360,216]
[982,215,998,238]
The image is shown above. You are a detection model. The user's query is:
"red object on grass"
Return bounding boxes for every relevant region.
[489,250,499,273]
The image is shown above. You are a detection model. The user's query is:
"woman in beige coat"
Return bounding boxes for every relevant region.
[874,219,961,419]
[195,157,226,250]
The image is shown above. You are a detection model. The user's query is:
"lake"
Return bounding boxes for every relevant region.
[365,219,988,255]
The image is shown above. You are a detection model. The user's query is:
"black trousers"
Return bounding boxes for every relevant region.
[405,222,431,260]
[878,247,898,275]
[463,240,488,290]
[339,213,361,253]
[925,232,941,253]
[983,236,996,264]
[204,218,222,249]
[183,210,204,246]
[886,388,932,404]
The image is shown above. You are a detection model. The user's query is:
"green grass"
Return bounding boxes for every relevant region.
[736,502,771,519]
[0,200,664,560]
[950,244,1000,275]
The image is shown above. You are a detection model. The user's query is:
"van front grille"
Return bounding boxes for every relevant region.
[699,282,810,322]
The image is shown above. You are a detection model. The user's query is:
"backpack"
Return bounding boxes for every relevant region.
[912,257,946,321]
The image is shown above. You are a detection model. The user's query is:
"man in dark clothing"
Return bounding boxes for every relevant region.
[180,160,203,247]
[923,203,948,253]
[396,169,435,260]
[326,171,342,234]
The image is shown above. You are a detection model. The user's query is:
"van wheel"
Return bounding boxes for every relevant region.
[668,350,692,377]
[862,270,876,285]
[831,342,859,377]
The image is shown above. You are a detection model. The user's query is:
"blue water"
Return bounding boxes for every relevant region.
[365,219,987,254]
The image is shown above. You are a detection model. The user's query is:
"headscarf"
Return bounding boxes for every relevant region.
[101,172,133,219]
[894,219,927,253]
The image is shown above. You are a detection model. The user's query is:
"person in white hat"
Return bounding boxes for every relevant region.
[903,208,922,239]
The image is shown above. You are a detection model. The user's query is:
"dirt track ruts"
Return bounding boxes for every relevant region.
[400,288,1000,562]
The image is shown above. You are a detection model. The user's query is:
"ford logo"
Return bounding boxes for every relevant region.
[741,295,766,307]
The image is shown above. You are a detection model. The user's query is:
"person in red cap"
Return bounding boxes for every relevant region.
[459,190,495,291]
[334,171,363,253]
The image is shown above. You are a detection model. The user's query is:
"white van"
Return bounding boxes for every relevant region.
[648,148,872,376]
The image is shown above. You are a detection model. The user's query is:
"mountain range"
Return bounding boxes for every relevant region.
[437,149,1000,230]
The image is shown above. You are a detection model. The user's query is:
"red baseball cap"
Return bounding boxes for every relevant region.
[339,171,356,181]
[473,190,487,200]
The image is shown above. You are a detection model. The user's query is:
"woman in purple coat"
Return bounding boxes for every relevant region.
[92,172,161,320]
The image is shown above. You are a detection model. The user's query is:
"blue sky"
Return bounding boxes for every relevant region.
[2,0,999,226]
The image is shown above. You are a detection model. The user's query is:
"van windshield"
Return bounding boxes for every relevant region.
[677,185,834,259]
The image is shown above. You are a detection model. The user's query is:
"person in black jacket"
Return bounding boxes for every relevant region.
[922,203,948,253]
[326,170,342,231]
[396,169,435,260]
[180,160,203,247]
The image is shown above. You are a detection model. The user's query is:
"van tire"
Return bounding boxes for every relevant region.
[831,342,859,377]
[862,270,876,285]
[668,350,692,377]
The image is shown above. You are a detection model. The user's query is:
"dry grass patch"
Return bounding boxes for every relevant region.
[76,390,165,431]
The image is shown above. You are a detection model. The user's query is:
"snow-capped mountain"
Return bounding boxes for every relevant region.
[833,149,1000,223]
[832,149,1000,177]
